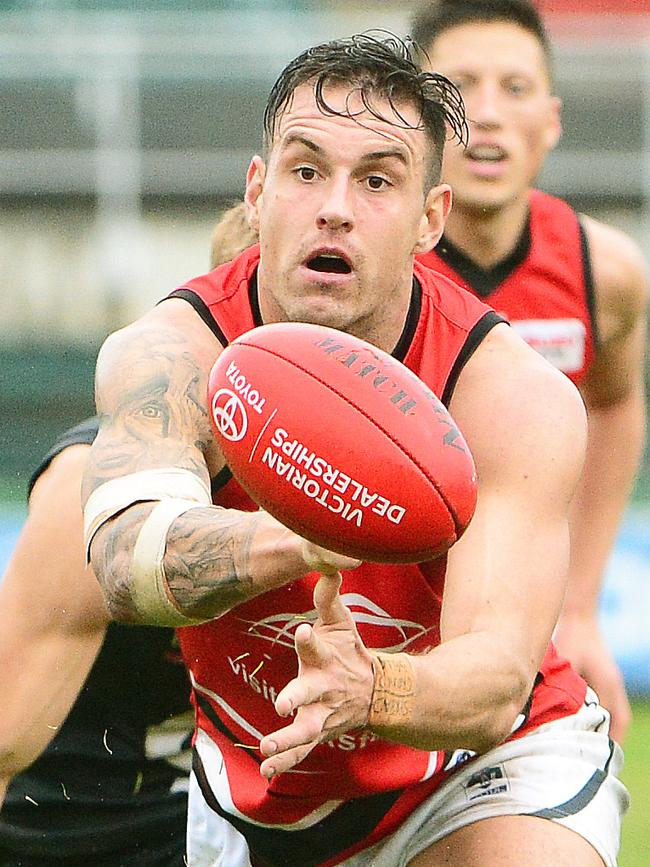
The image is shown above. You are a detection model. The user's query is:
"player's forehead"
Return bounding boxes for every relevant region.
[427,21,550,84]
[270,82,429,166]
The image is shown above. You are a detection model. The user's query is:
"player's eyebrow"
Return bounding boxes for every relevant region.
[358,148,409,168]
[279,133,324,156]
[280,134,409,168]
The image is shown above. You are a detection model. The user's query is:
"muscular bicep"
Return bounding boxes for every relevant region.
[443,326,588,674]
[81,301,258,624]
[85,301,221,495]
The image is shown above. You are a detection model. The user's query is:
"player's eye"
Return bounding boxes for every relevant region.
[296,166,318,181]
[132,400,170,436]
[505,78,533,97]
[365,175,389,191]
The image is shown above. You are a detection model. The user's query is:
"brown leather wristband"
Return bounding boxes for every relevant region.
[368,650,415,729]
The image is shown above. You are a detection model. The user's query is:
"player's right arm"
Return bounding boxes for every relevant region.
[84,299,357,626]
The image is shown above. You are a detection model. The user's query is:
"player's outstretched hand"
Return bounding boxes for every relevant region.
[259,572,373,778]
[554,613,632,744]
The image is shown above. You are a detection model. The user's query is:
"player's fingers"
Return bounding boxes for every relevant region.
[313,573,355,627]
[294,621,330,667]
[602,680,632,744]
[301,539,361,575]
[260,706,326,762]
[609,700,632,745]
[274,666,328,718]
[260,739,317,779]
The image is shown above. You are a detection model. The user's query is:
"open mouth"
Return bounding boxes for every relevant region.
[466,144,507,164]
[306,254,352,274]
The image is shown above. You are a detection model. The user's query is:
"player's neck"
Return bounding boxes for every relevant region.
[443,197,530,270]
[256,272,414,357]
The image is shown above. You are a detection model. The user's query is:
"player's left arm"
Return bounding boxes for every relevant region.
[259,326,587,775]
[0,444,109,805]
[367,328,588,752]
[553,216,648,743]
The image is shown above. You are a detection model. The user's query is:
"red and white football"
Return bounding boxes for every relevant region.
[207,322,477,563]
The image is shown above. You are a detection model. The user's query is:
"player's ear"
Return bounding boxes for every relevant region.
[544,96,563,151]
[245,156,266,233]
[413,184,452,254]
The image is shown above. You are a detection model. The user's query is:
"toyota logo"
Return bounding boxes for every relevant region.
[211,388,248,442]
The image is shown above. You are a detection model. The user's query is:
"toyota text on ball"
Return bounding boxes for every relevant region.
[225,361,266,414]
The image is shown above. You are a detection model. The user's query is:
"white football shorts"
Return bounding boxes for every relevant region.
[186,689,629,867]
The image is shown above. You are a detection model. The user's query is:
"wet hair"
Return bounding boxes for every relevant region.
[263,32,467,190]
[411,0,552,69]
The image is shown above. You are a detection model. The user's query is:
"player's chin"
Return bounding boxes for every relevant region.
[286,296,359,331]
[459,186,514,215]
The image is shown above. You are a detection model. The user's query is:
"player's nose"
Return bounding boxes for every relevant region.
[315,176,354,232]
[466,81,503,129]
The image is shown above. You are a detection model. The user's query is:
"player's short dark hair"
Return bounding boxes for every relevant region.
[411,0,552,68]
[263,32,467,190]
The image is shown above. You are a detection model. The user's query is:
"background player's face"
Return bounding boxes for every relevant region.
[246,83,449,343]
[424,21,561,215]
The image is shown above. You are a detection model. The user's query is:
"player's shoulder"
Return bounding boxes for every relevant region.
[451,323,586,467]
[97,290,224,386]
[581,214,649,320]
[459,321,582,400]
[29,437,94,509]
[414,258,494,323]
[28,417,99,498]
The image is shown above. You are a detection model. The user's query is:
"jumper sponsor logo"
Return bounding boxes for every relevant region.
[225,361,266,414]
[227,653,279,707]
[262,427,406,527]
[511,318,586,373]
[211,389,248,442]
[465,765,509,801]
[315,337,420,415]
[326,730,377,751]
[242,593,435,653]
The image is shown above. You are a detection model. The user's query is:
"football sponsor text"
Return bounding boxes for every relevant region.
[225,361,266,414]
[262,427,406,527]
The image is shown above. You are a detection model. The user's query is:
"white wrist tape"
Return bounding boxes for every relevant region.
[83,467,212,559]
[130,498,208,626]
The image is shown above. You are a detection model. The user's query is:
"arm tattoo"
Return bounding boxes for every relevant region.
[164,508,265,618]
[85,327,214,495]
[94,505,265,624]
[85,320,267,623]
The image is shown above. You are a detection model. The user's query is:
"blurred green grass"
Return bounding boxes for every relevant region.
[620,700,650,867]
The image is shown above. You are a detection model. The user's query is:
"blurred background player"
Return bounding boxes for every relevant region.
[411,0,649,744]
[210,201,257,271]
[0,421,191,867]
[0,212,251,866]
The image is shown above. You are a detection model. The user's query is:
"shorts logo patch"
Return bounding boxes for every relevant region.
[465,765,510,801]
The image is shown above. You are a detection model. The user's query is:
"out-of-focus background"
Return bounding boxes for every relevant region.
[0,0,649,862]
